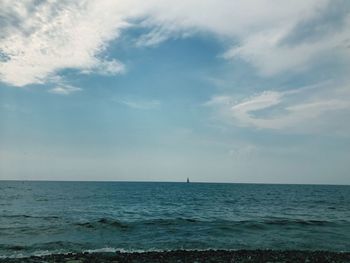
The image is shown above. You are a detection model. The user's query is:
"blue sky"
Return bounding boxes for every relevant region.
[1,0,350,184]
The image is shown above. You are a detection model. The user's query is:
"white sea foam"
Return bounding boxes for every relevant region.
[0,249,70,259]
[84,247,118,253]
[83,247,162,253]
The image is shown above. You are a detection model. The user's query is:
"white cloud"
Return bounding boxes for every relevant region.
[0,0,129,87]
[1,0,349,87]
[133,0,350,75]
[81,59,125,76]
[206,83,350,134]
[231,91,282,114]
[49,85,82,95]
[223,21,350,75]
[135,27,175,47]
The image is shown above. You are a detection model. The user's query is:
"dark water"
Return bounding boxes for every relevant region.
[0,181,350,258]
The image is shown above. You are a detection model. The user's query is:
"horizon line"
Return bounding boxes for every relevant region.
[0,179,349,186]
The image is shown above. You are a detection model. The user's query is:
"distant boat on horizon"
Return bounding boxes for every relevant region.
[187,177,190,183]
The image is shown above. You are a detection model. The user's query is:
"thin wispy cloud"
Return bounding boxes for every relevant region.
[115,97,161,110]
[206,83,350,134]
[228,144,258,160]
[0,103,30,114]
[49,85,82,95]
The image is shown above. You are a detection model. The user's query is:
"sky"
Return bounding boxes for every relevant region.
[0,0,350,184]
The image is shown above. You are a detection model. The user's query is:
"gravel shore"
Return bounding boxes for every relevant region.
[1,250,350,263]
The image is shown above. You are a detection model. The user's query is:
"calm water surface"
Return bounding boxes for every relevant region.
[0,181,349,257]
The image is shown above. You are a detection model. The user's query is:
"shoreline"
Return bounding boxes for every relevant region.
[1,250,350,263]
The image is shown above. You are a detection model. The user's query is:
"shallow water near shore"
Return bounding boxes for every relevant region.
[0,181,350,258]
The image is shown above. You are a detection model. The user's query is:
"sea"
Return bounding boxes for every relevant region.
[0,181,349,258]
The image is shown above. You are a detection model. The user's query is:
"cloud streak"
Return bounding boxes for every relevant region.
[115,97,161,110]
[49,85,82,95]
[206,83,350,134]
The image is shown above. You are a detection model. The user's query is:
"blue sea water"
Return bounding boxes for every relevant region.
[0,181,349,258]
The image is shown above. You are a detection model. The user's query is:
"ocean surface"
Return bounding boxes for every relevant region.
[0,181,349,258]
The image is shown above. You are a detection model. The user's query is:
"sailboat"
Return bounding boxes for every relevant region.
[187,177,190,183]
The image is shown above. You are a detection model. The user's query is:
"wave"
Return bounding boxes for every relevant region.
[83,247,151,253]
[263,218,332,226]
[143,218,199,226]
[72,217,340,232]
[75,217,200,230]
[0,214,59,219]
[225,218,339,229]
[0,244,26,251]
[75,218,129,230]
[0,242,82,259]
